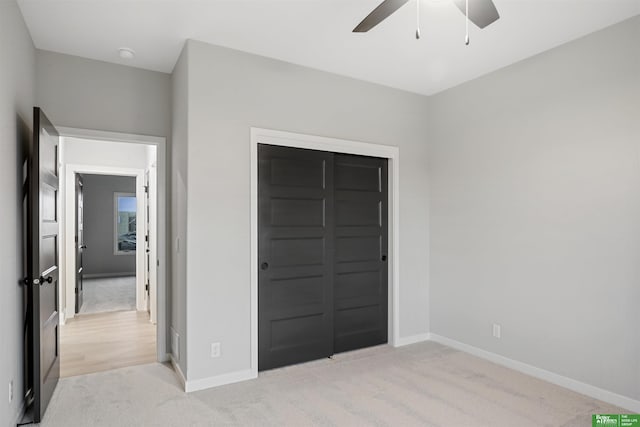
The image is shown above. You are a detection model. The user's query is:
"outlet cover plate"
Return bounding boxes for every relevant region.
[493,323,501,339]
[211,342,221,358]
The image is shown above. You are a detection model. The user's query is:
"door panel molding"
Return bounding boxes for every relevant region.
[250,128,400,379]
[258,145,335,370]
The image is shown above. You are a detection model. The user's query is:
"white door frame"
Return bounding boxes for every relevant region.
[65,165,146,312]
[250,127,401,378]
[58,127,168,363]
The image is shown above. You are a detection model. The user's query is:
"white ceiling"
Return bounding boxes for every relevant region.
[17,0,640,95]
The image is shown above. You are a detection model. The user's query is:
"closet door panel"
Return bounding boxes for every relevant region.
[258,145,335,370]
[333,155,388,353]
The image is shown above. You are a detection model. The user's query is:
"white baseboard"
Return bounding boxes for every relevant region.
[429,333,640,413]
[84,272,135,279]
[168,354,256,393]
[169,355,186,392]
[394,333,431,347]
[185,369,257,393]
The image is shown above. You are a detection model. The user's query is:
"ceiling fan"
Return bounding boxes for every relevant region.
[353,0,500,44]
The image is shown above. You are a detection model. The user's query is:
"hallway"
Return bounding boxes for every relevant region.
[79,276,136,314]
[60,310,156,378]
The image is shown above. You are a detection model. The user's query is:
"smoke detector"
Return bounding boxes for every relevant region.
[118,48,135,60]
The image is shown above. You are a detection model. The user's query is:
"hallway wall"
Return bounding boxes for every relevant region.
[82,174,137,277]
[35,50,171,138]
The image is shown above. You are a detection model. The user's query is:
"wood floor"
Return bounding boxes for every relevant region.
[60,310,156,378]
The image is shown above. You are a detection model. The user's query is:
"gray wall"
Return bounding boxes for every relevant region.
[0,2,34,424]
[36,50,171,137]
[428,16,640,401]
[178,40,431,382]
[171,45,189,373]
[82,174,136,277]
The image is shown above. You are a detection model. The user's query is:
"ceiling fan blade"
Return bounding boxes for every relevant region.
[353,0,410,32]
[452,0,500,29]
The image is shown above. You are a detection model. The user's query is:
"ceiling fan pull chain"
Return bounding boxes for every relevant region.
[465,0,470,45]
[416,0,421,39]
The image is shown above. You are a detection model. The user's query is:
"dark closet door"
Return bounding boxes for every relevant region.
[333,154,388,352]
[28,107,60,423]
[75,173,84,313]
[258,145,335,371]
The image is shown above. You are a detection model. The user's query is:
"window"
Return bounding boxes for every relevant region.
[115,193,136,254]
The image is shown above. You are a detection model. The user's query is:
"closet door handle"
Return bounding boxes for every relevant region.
[261,262,269,270]
[381,255,387,262]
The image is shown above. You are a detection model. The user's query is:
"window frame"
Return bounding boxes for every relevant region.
[114,191,137,255]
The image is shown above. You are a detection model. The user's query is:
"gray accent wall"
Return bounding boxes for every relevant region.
[0,2,34,425]
[81,174,136,277]
[428,16,640,401]
[175,40,431,383]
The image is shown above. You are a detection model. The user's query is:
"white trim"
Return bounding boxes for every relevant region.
[58,126,168,362]
[429,334,640,413]
[185,369,257,393]
[83,272,135,279]
[64,165,146,313]
[250,127,401,378]
[395,333,431,347]
[170,355,187,391]
[57,126,165,145]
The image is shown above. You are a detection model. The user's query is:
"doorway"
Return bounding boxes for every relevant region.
[58,138,159,378]
[76,175,138,315]
[25,111,168,423]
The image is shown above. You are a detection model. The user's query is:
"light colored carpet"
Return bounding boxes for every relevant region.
[79,276,136,314]
[39,342,625,426]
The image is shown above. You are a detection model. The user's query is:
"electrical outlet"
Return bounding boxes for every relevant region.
[211,342,221,358]
[493,323,501,339]
[9,380,13,403]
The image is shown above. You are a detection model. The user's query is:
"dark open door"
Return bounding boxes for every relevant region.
[144,170,151,311]
[28,107,60,423]
[333,154,388,352]
[75,173,84,313]
[258,145,335,370]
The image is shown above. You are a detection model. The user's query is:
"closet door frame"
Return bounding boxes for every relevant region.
[250,128,400,378]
